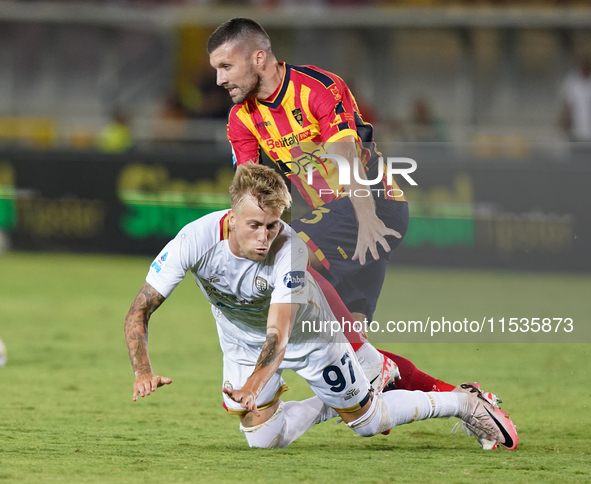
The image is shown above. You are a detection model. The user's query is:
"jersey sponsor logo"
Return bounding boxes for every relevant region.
[292,108,304,127]
[344,388,360,401]
[215,300,266,311]
[254,276,268,291]
[283,271,306,288]
[208,286,268,311]
[256,120,272,128]
[265,129,312,151]
[277,148,329,179]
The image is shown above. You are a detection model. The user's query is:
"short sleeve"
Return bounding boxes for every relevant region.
[145,235,188,298]
[270,229,309,306]
[145,212,223,298]
[311,75,359,145]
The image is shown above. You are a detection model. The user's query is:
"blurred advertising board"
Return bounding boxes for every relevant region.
[0,148,589,272]
[393,161,589,272]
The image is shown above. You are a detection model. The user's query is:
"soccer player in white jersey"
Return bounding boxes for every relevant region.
[124,163,518,449]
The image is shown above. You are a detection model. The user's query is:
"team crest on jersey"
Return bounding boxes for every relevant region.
[292,108,304,127]
[254,276,268,291]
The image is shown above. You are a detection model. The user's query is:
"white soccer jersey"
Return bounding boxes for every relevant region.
[145,209,369,413]
[145,209,334,348]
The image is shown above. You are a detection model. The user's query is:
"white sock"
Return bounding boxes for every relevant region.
[355,342,382,368]
[425,391,466,418]
[355,342,384,384]
[347,390,467,437]
[241,397,335,448]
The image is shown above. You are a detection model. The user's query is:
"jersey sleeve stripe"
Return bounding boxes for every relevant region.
[290,65,335,88]
[325,128,359,145]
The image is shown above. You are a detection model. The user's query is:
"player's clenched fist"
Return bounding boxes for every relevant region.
[133,373,173,401]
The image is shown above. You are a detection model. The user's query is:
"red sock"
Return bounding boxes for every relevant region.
[306,266,455,393]
[377,349,455,392]
[307,266,366,351]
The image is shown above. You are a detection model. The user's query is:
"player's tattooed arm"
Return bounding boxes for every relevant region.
[125,282,173,402]
[254,331,281,372]
[124,282,165,378]
[254,302,296,375]
[223,303,298,414]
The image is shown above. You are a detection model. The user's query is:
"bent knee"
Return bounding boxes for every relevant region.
[240,403,287,448]
[353,425,381,438]
[242,425,286,448]
[347,395,391,437]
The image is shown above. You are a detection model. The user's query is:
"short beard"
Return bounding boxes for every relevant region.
[232,72,262,104]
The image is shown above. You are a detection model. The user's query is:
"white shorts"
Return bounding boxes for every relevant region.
[217,322,371,416]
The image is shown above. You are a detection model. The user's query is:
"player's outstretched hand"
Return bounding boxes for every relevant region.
[222,386,261,417]
[352,214,402,265]
[132,373,173,401]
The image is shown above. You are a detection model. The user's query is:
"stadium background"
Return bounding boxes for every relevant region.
[1,1,590,483]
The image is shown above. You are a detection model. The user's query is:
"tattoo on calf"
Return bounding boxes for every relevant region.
[242,413,254,427]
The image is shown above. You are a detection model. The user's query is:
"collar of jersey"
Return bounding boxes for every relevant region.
[257,62,291,109]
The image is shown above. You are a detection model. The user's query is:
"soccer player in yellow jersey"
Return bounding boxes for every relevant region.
[207,19,511,450]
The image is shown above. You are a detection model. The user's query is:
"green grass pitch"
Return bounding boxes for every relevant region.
[0,252,590,483]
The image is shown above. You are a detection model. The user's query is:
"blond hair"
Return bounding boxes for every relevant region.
[230,163,291,215]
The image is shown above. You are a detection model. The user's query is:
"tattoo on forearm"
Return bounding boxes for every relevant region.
[255,333,280,372]
[124,282,165,377]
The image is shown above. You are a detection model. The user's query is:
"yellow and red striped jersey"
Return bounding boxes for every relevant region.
[227,62,405,208]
